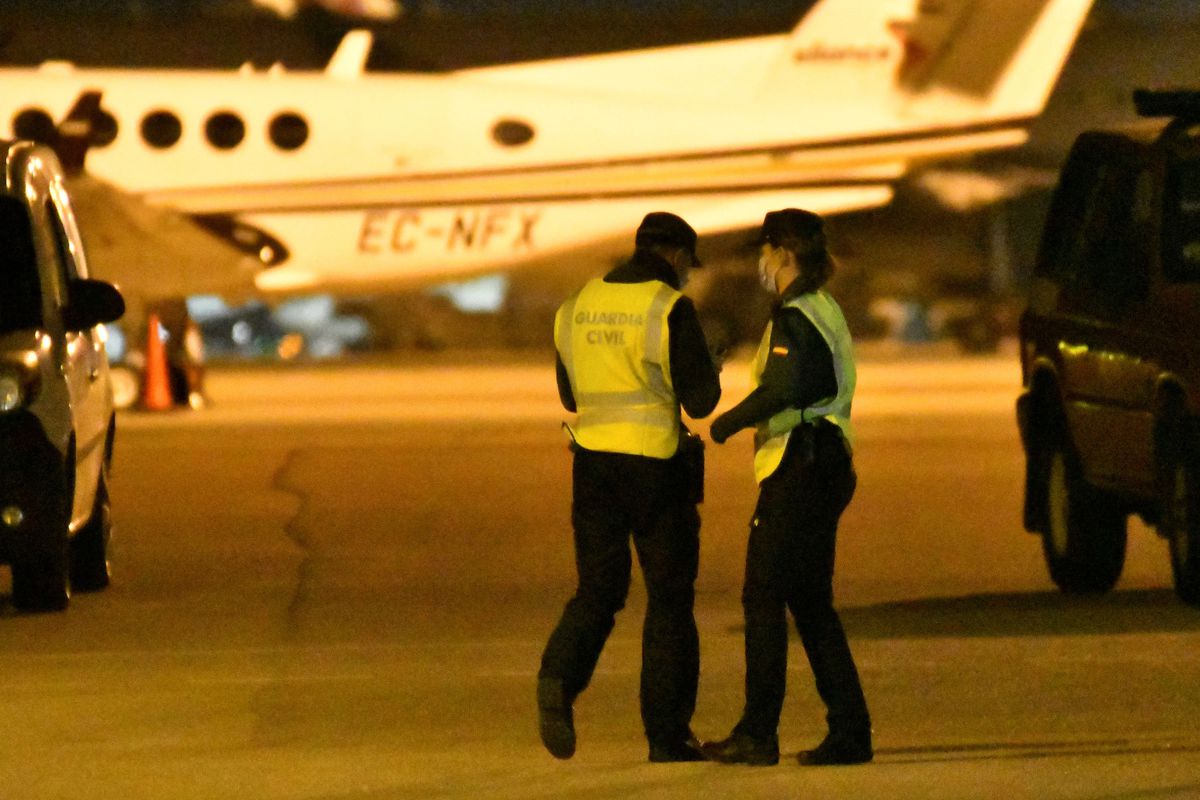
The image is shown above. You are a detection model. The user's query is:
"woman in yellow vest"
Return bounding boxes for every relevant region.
[704,209,872,767]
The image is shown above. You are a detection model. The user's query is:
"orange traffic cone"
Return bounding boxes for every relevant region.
[140,312,174,411]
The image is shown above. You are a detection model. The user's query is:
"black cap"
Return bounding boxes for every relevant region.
[762,208,836,292]
[635,211,701,267]
[760,208,827,256]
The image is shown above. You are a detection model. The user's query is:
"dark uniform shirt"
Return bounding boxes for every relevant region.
[555,249,721,419]
[713,281,836,435]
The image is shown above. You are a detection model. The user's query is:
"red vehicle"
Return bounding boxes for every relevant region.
[1018,90,1200,606]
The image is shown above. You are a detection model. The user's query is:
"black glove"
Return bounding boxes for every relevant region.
[709,413,739,445]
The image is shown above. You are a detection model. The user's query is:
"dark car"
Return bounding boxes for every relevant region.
[0,140,125,611]
[1017,91,1200,606]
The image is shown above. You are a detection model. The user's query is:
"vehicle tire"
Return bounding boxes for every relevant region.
[11,498,71,612]
[70,467,112,592]
[1159,441,1200,606]
[1041,440,1127,594]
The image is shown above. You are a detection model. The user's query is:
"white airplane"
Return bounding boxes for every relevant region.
[251,0,403,21]
[1,0,1095,302]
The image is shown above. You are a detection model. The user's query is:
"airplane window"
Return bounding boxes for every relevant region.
[269,112,308,151]
[91,110,118,148]
[493,119,535,147]
[141,110,182,149]
[205,111,246,150]
[12,108,57,144]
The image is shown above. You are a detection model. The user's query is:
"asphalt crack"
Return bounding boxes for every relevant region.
[270,446,314,630]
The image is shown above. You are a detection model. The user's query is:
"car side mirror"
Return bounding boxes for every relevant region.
[64,278,125,331]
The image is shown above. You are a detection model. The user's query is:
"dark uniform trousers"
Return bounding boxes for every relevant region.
[539,446,701,746]
[734,421,870,740]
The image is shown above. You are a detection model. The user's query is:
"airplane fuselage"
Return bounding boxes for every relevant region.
[0,0,1095,294]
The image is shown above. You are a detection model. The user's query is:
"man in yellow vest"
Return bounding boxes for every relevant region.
[703,208,872,767]
[538,212,722,763]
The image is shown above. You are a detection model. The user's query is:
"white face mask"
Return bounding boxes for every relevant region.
[671,248,695,289]
[757,253,779,293]
[677,265,691,290]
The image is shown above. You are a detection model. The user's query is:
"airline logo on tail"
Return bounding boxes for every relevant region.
[792,44,893,63]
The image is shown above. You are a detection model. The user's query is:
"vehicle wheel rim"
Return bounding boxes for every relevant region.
[1048,451,1069,557]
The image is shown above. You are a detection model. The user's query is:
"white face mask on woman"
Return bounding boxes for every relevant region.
[757,246,786,293]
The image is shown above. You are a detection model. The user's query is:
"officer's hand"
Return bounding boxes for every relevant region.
[710,414,737,445]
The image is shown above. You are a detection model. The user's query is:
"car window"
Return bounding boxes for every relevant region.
[1038,141,1149,301]
[1037,149,1105,284]
[1067,162,1144,298]
[1060,164,1109,286]
[1165,157,1200,282]
[0,196,43,333]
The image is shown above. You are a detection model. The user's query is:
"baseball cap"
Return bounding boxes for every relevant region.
[760,208,827,258]
[635,211,701,267]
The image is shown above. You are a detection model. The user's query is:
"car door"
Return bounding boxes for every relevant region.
[1053,147,1160,491]
[39,180,107,530]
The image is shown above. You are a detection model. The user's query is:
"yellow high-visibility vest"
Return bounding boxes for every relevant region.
[752,289,856,482]
[555,278,683,459]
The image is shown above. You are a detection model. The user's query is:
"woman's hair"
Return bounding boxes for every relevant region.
[762,208,835,293]
[787,236,834,294]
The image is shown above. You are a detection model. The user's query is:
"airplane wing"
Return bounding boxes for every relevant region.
[66,173,261,304]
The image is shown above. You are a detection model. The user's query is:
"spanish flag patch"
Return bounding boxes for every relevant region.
[771,345,789,356]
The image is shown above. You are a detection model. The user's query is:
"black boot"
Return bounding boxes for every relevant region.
[537,677,576,759]
[648,733,708,763]
[797,731,872,766]
[702,731,779,766]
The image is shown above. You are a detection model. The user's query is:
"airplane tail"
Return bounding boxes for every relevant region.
[325,29,373,79]
[52,90,103,176]
[764,0,1094,123]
